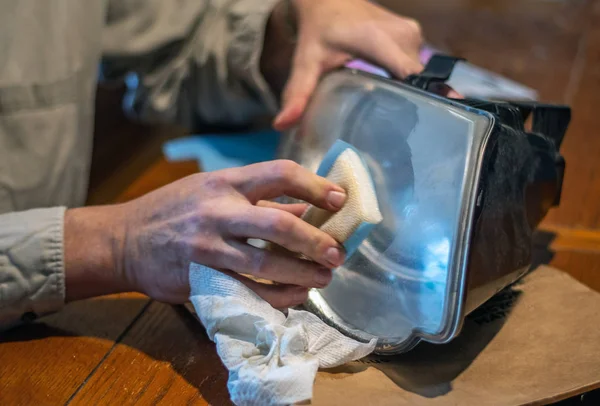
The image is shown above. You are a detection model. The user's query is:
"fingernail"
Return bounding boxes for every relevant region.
[315,268,332,286]
[325,247,343,267]
[327,191,346,209]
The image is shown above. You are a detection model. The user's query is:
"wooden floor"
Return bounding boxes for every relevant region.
[1,0,600,404]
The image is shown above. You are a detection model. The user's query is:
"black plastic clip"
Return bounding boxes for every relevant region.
[510,101,571,150]
[405,54,465,90]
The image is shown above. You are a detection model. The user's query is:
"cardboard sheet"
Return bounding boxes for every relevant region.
[310,266,600,405]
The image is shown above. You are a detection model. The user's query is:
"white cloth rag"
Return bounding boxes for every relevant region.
[189,263,376,406]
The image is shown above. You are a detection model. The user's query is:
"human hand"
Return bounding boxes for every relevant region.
[264,0,424,131]
[64,161,347,308]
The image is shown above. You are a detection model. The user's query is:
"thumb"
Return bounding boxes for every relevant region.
[273,57,321,131]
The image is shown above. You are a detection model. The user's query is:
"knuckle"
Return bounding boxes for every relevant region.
[271,159,300,182]
[361,19,383,35]
[247,249,267,276]
[367,25,388,47]
[193,239,223,263]
[400,18,423,46]
[405,18,423,38]
[312,233,330,257]
[224,211,249,235]
[202,172,231,192]
[194,201,224,226]
[269,210,295,236]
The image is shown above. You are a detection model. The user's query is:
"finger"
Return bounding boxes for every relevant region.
[428,83,464,99]
[227,206,345,268]
[257,200,308,217]
[348,33,423,79]
[273,45,322,130]
[393,18,424,57]
[446,89,464,99]
[273,97,307,132]
[369,43,423,79]
[220,269,309,309]
[230,159,346,211]
[221,240,333,288]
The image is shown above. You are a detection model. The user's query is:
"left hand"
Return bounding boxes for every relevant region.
[264,0,425,131]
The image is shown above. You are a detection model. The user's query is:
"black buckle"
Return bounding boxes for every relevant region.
[404,54,464,90]
[406,53,570,208]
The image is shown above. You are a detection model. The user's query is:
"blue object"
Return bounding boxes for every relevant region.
[163,130,281,172]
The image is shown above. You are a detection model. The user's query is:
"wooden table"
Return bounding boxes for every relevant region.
[2,0,600,404]
[0,158,232,405]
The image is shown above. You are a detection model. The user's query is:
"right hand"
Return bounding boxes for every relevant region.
[269,0,425,130]
[115,160,347,308]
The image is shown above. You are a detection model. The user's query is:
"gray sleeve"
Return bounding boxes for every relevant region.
[100,0,280,131]
[0,0,281,329]
[0,207,66,330]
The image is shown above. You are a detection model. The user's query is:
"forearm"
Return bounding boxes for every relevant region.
[64,205,128,302]
[0,205,131,329]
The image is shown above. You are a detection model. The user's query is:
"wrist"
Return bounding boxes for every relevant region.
[64,204,129,301]
[260,0,297,99]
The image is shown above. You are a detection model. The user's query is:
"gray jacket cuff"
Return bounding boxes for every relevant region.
[0,207,66,329]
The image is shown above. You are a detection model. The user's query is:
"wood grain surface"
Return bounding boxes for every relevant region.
[1,1,600,405]
[68,302,230,406]
[0,293,149,405]
[0,159,198,405]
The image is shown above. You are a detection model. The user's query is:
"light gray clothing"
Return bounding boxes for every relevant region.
[0,0,279,328]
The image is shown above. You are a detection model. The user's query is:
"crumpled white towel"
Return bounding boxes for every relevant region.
[189,263,376,406]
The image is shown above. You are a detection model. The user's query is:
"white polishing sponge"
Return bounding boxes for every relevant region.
[302,140,383,258]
